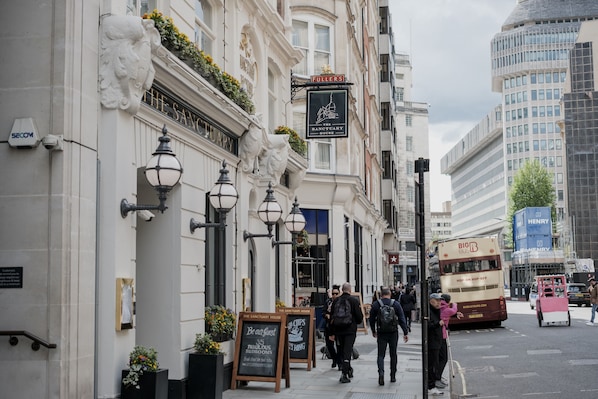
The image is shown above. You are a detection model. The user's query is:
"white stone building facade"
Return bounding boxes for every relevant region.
[0,0,387,397]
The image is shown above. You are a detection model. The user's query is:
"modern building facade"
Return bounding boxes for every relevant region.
[441,106,505,238]
[430,201,453,242]
[490,0,598,245]
[562,20,598,262]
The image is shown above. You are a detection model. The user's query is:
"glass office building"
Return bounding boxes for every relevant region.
[491,0,598,229]
[563,21,598,261]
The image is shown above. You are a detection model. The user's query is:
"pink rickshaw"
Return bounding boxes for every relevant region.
[535,275,570,327]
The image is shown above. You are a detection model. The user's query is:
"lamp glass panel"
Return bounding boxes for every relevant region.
[284,213,306,233]
[257,201,282,223]
[145,154,182,187]
[209,183,238,211]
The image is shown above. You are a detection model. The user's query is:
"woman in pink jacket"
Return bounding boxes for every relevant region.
[435,294,463,389]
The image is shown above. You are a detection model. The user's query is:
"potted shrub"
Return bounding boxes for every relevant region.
[121,345,168,399]
[187,333,225,399]
[274,125,307,156]
[205,305,236,342]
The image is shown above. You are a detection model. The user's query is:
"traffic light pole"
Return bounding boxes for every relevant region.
[415,158,430,398]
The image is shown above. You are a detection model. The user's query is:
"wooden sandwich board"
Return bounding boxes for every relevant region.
[231,312,290,392]
[277,307,316,370]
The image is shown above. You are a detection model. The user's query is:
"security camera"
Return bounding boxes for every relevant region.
[42,134,63,151]
[137,210,155,222]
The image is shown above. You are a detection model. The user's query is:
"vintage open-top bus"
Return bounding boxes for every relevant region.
[434,237,508,325]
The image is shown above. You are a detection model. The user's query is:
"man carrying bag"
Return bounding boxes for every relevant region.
[369,287,409,385]
[330,282,363,383]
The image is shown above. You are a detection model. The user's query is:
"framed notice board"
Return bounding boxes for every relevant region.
[231,312,290,393]
[351,292,368,334]
[277,307,316,370]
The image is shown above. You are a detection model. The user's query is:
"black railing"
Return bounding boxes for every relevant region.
[0,330,57,351]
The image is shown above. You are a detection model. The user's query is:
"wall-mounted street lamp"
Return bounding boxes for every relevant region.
[189,160,238,232]
[271,197,306,247]
[121,125,183,218]
[189,160,238,306]
[243,182,283,241]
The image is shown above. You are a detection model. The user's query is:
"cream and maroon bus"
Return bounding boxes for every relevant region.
[436,237,508,325]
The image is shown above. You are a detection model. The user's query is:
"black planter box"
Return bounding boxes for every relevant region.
[121,369,168,399]
[187,353,224,399]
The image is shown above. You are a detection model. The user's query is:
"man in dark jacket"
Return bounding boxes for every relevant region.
[428,292,444,396]
[323,285,342,369]
[369,287,409,385]
[330,282,363,383]
[400,286,417,332]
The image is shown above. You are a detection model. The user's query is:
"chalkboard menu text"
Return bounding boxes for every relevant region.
[231,312,290,393]
[277,307,316,370]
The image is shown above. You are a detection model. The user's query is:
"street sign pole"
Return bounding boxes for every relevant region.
[415,158,430,398]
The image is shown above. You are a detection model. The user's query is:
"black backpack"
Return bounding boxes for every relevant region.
[332,296,353,328]
[377,299,399,333]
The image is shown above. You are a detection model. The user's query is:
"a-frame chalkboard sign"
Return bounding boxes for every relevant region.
[231,312,290,392]
[352,292,368,334]
[277,307,316,370]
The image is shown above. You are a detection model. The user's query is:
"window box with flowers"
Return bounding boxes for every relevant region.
[188,333,225,399]
[121,345,168,399]
[143,10,255,114]
[274,126,307,157]
[205,305,236,342]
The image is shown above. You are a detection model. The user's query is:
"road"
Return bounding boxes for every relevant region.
[449,301,598,399]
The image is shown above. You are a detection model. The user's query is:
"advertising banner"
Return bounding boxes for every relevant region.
[514,207,552,239]
[515,235,553,251]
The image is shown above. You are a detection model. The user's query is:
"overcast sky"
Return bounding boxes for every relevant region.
[388,0,516,211]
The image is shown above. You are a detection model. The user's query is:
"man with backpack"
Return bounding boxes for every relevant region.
[330,282,364,383]
[369,287,409,385]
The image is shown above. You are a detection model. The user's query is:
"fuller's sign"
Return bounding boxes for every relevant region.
[306,89,348,139]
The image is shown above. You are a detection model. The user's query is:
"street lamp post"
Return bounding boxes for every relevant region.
[190,160,239,306]
[243,182,284,241]
[120,125,184,218]
[415,157,429,398]
[271,197,307,307]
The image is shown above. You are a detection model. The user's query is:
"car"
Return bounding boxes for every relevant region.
[567,283,590,307]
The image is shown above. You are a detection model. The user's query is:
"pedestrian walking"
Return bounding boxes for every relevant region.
[587,277,597,326]
[400,286,417,332]
[369,287,409,386]
[427,292,444,396]
[323,285,342,368]
[330,282,363,383]
[436,293,463,389]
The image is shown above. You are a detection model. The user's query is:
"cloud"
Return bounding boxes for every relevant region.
[388,0,514,209]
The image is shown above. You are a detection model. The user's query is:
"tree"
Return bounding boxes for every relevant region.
[506,159,557,245]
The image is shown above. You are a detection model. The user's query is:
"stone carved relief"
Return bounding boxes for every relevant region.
[240,113,265,173]
[239,32,257,100]
[100,15,161,115]
[259,133,289,184]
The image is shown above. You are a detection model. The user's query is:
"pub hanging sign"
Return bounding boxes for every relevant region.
[306,89,348,139]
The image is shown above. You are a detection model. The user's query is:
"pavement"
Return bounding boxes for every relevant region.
[223,321,434,399]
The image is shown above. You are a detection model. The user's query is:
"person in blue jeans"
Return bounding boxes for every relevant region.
[369,287,409,386]
[587,277,597,326]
